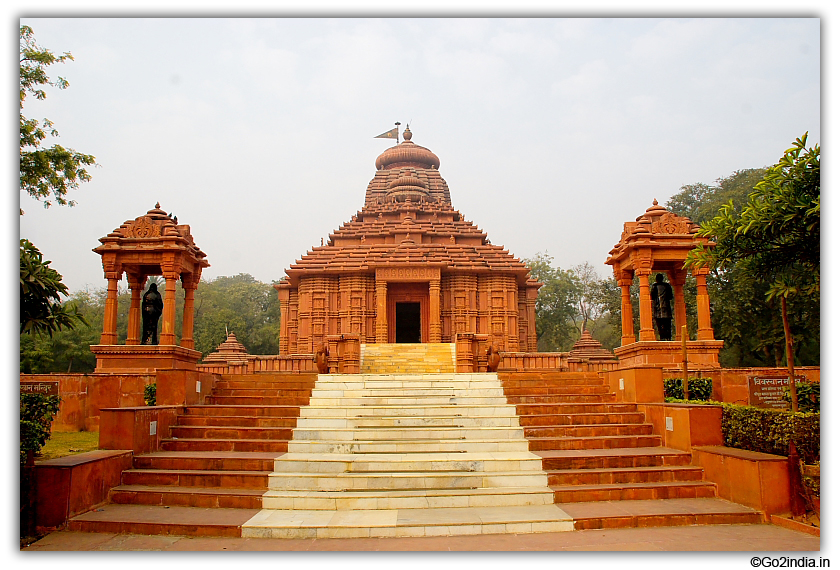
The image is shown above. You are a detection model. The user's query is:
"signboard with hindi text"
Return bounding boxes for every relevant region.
[20,381,59,397]
[748,375,804,410]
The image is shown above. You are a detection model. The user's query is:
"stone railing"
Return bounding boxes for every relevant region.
[196,354,317,374]
[325,334,361,374]
[498,352,568,372]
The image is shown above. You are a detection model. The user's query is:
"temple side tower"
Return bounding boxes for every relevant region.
[275,127,540,353]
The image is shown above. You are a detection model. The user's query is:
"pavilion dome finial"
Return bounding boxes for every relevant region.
[375,127,440,171]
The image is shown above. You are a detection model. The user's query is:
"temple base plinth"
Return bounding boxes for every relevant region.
[91,345,202,373]
[614,340,724,369]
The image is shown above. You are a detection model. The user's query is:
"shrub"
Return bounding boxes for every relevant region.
[664,377,713,401]
[721,403,819,464]
[144,383,157,406]
[20,393,61,465]
[782,381,820,413]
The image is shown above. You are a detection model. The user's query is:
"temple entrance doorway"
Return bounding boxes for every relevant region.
[387,282,429,343]
[395,303,421,343]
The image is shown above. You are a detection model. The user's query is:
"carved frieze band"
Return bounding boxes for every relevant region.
[375,266,441,282]
[123,216,161,238]
[651,212,690,235]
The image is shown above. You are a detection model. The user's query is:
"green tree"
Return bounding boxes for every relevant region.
[688,133,820,411]
[20,239,87,337]
[570,262,600,335]
[666,166,819,367]
[192,274,280,356]
[20,25,96,213]
[523,253,580,351]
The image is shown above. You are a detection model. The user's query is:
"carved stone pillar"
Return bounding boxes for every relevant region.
[636,270,656,341]
[525,285,539,351]
[100,272,122,345]
[277,287,291,355]
[125,273,146,345]
[618,276,635,345]
[694,269,714,340]
[429,278,441,343]
[375,279,388,343]
[180,272,199,349]
[670,270,688,336]
[160,269,178,345]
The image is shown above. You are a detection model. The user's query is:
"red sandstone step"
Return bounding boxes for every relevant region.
[133,451,281,472]
[214,380,316,390]
[122,469,270,488]
[211,388,313,398]
[161,438,288,453]
[506,394,613,404]
[108,484,264,509]
[502,386,611,396]
[523,424,654,438]
[526,435,663,451]
[183,405,302,417]
[551,481,718,503]
[205,396,311,406]
[535,448,693,470]
[515,403,640,415]
[499,374,606,388]
[177,416,298,428]
[498,372,602,381]
[169,426,294,440]
[518,412,647,426]
[67,504,258,537]
[219,373,317,382]
[558,498,763,530]
[547,466,705,486]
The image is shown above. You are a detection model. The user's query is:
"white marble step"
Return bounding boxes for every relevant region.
[310,386,505,394]
[295,415,521,428]
[300,405,518,417]
[307,396,510,406]
[267,470,549,491]
[291,426,526,441]
[272,451,544,473]
[242,504,573,539]
[260,486,555,510]
[288,439,531,454]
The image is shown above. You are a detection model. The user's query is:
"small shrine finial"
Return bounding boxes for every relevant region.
[403,125,412,141]
[155,202,161,208]
[652,199,659,206]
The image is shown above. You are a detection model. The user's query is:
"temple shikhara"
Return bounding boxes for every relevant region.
[275,126,540,354]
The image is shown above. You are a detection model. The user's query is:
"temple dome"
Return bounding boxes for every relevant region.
[386,172,432,203]
[375,127,440,170]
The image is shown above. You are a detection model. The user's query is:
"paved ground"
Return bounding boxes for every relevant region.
[23,523,820,552]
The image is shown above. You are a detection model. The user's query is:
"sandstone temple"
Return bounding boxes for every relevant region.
[275,126,539,355]
[21,126,818,543]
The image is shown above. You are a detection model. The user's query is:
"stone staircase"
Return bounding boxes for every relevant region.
[69,373,316,534]
[359,342,456,374]
[70,347,762,537]
[499,372,762,529]
[242,343,574,538]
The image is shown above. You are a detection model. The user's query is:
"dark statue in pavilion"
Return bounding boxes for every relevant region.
[650,274,674,341]
[141,283,164,345]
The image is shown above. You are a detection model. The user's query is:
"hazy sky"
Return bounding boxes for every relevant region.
[18,17,820,294]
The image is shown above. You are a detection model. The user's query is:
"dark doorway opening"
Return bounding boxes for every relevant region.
[395,302,422,343]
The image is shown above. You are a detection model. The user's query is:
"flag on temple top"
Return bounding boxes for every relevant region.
[374,128,398,140]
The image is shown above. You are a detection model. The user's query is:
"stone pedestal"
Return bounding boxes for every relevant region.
[614,340,724,369]
[90,345,202,374]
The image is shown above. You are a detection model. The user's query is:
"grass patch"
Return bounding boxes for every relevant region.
[37,431,99,461]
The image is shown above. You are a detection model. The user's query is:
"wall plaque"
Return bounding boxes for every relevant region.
[748,375,804,410]
[20,381,59,396]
